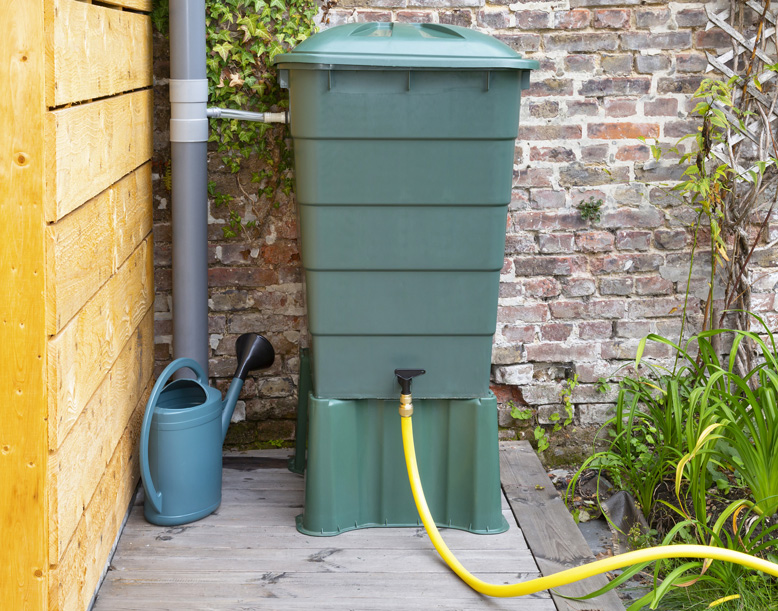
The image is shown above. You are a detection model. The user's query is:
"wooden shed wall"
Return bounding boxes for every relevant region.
[1,1,154,609]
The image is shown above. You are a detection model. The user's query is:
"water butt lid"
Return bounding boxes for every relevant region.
[273,22,539,70]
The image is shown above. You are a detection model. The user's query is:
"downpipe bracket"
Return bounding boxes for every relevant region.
[206,107,289,124]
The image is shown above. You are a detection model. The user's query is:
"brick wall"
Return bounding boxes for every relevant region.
[151,0,778,450]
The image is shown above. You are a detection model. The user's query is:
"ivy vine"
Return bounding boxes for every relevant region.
[151,0,318,237]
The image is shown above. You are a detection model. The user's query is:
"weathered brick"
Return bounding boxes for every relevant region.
[676,52,708,73]
[623,31,692,51]
[695,28,729,50]
[493,363,534,385]
[505,233,536,255]
[635,7,670,28]
[588,122,659,140]
[559,163,629,187]
[604,98,637,117]
[502,324,536,343]
[570,0,640,6]
[530,189,566,209]
[562,277,597,297]
[579,403,615,425]
[591,253,663,274]
[616,144,650,161]
[541,323,574,341]
[513,167,553,188]
[530,146,576,162]
[600,277,633,295]
[564,54,597,73]
[634,162,686,182]
[581,144,609,162]
[500,281,520,299]
[657,75,705,94]
[616,229,651,251]
[614,184,647,205]
[510,188,529,211]
[635,54,671,74]
[593,8,629,29]
[528,100,559,119]
[644,97,678,116]
[522,383,560,405]
[408,0,481,7]
[439,9,474,26]
[628,296,695,318]
[323,9,357,25]
[636,276,674,295]
[539,233,576,253]
[501,259,515,277]
[665,120,698,138]
[600,205,665,228]
[675,7,707,27]
[601,339,671,360]
[576,231,615,253]
[208,267,278,288]
[354,10,392,21]
[580,77,651,96]
[496,34,541,52]
[519,125,583,141]
[515,9,550,29]
[513,255,587,276]
[567,100,599,116]
[396,10,436,22]
[511,210,588,231]
[615,320,652,338]
[499,303,550,323]
[579,320,614,339]
[520,277,562,298]
[477,7,512,28]
[600,54,633,75]
[526,342,598,362]
[545,33,619,53]
[654,228,688,250]
[550,299,626,319]
[527,78,576,97]
[554,9,591,29]
[210,289,255,311]
[492,343,525,365]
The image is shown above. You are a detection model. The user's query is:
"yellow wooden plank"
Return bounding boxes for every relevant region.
[46,0,152,107]
[50,390,149,611]
[49,309,153,562]
[46,163,152,335]
[0,1,49,608]
[96,0,153,12]
[47,235,154,451]
[45,89,153,222]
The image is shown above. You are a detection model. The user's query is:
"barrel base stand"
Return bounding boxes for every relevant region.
[295,392,508,537]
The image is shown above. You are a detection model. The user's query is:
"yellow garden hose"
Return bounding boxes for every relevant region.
[400,414,778,599]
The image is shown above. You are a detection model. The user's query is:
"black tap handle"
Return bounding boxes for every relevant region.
[395,369,426,395]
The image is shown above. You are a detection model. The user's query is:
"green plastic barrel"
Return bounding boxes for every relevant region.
[275,23,538,400]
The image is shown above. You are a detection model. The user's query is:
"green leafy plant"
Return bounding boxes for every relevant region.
[151,0,317,237]
[577,196,603,223]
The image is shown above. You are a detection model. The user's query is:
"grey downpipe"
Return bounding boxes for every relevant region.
[169,0,209,374]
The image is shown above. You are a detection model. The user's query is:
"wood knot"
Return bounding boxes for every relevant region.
[15,152,29,167]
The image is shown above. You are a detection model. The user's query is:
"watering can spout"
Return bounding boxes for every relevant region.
[221,333,275,441]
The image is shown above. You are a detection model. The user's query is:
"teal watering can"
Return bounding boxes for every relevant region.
[140,333,274,526]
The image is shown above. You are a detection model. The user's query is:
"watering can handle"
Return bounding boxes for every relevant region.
[139,358,207,514]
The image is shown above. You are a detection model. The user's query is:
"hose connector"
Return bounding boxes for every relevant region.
[395,369,425,418]
[399,394,414,418]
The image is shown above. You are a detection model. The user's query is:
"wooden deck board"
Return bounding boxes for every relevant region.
[500,441,625,611]
[95,451,556,611]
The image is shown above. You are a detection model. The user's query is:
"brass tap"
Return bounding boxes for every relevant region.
[398,393,414,418]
